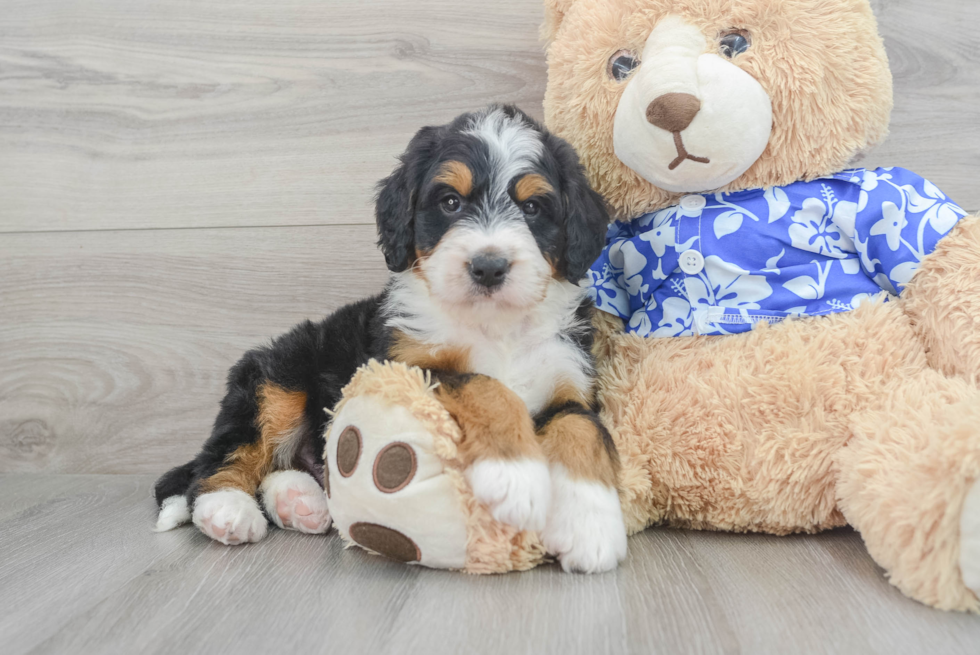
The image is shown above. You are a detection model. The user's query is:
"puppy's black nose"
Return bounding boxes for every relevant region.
[468,254,510,289]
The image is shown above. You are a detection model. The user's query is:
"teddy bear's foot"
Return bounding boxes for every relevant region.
[259,470,331,534]
[541,465,627,573]
[961,477,980,598]
[192,489,268,545]
[466,458,551,532]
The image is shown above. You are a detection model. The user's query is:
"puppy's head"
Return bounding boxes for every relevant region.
[376,105,608,311]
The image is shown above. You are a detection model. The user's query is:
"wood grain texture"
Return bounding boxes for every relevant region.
[0,0,548,232]
[0,224,387,474]
[862,0,980,206]
[0,0,976,236]
[1,474,978,655]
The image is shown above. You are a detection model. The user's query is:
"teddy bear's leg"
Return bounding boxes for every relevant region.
[902,215,980,380]
[258,470,331,534]
[835,371,980,612]
[536,409,627,573]
[435,375,551,532]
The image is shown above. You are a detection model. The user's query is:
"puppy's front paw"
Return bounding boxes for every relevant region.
[542,465,627,573]
[466,458,550,532]
[192,489,268,545]
[259,470,331,534]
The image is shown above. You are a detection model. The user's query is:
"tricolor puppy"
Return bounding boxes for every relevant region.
[154,105,628,573]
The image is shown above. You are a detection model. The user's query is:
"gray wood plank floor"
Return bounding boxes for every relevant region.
[1,474,979,655]
[2,0,979,651]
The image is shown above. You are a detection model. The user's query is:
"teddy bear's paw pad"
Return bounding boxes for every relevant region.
[542,467,627,574]
[373,442,417,492]
[336,425,362,477]
[466,458,551,532]
[192,489,268,546]
[259,470,331,534]
[326,395,469,569]
[349,522,421,562]
[960,477,980,596]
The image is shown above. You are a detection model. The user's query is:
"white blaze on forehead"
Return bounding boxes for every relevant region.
[464,107,544,200]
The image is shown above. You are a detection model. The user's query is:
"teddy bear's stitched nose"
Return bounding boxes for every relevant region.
[646,93,702,133]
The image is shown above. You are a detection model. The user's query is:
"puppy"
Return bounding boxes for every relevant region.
[154,105,628,573]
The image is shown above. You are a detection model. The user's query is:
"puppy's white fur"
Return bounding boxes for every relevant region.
[192,489,268,545]
[259,470,331,534]
[466,458,551,532]
[542,464,627,573]
[154,495,191,532]
[386,273,592,417]
[465,107,544,204]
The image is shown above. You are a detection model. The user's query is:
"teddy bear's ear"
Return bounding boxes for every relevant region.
[541,0,578,44]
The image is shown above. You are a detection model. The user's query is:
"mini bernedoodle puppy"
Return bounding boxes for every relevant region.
[154,105,628,573]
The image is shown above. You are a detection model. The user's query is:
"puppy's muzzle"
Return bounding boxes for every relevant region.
[468,252,511,290]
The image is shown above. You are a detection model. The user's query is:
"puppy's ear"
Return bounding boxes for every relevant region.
[546,134,609,283]
[376,126,439,272]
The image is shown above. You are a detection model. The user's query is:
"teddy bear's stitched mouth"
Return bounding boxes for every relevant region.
[668,131,711,170]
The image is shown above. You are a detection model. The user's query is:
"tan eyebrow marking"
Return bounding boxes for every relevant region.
[433,160,473,196]
[515,174,554,202]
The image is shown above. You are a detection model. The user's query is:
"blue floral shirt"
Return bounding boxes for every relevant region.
[587,168,967,337]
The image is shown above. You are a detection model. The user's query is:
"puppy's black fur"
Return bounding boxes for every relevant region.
[155,105,609,514]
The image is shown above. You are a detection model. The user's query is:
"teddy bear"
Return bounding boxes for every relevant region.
[540,0,980,612]
[324,0,980,612]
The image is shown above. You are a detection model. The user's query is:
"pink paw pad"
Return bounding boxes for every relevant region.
[261,471,331,534]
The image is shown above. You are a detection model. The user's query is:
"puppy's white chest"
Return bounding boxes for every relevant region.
[467,333,584,416]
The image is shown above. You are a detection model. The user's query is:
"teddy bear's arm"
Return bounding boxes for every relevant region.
[901,215,980,379]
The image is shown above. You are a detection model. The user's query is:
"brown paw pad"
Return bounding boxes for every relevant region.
[373,442,417,493]
[337,425,361,477]
[349,522,420,563]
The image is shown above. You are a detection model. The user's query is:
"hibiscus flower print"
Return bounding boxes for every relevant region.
[869,201,908,251]
[685,255,773,310]
[788,185,857,257]
[902,180,966,235]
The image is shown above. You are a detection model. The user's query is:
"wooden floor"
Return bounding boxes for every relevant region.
[2,0,979,652]
[0,474,978,655]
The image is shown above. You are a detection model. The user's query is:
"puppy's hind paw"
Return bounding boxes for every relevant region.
[260,470,331,534]
[466,458,551,532]
[192,489,268,545]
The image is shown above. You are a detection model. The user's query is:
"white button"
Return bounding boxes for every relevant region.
[680,194,706,212]
[679,249,705,275]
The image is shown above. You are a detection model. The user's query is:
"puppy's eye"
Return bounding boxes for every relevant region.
[719,31,751,58]
[440,195,461,213]
[521,200,541,217]
[607,50,639,82]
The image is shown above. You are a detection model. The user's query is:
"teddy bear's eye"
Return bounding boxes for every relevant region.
[607,50,640,82]
[719,31,751,58]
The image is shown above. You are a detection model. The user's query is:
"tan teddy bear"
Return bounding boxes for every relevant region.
[542,0,980,612]
[325,0,980,613]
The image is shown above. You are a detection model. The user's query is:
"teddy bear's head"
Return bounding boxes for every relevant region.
[543,0,893,219]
